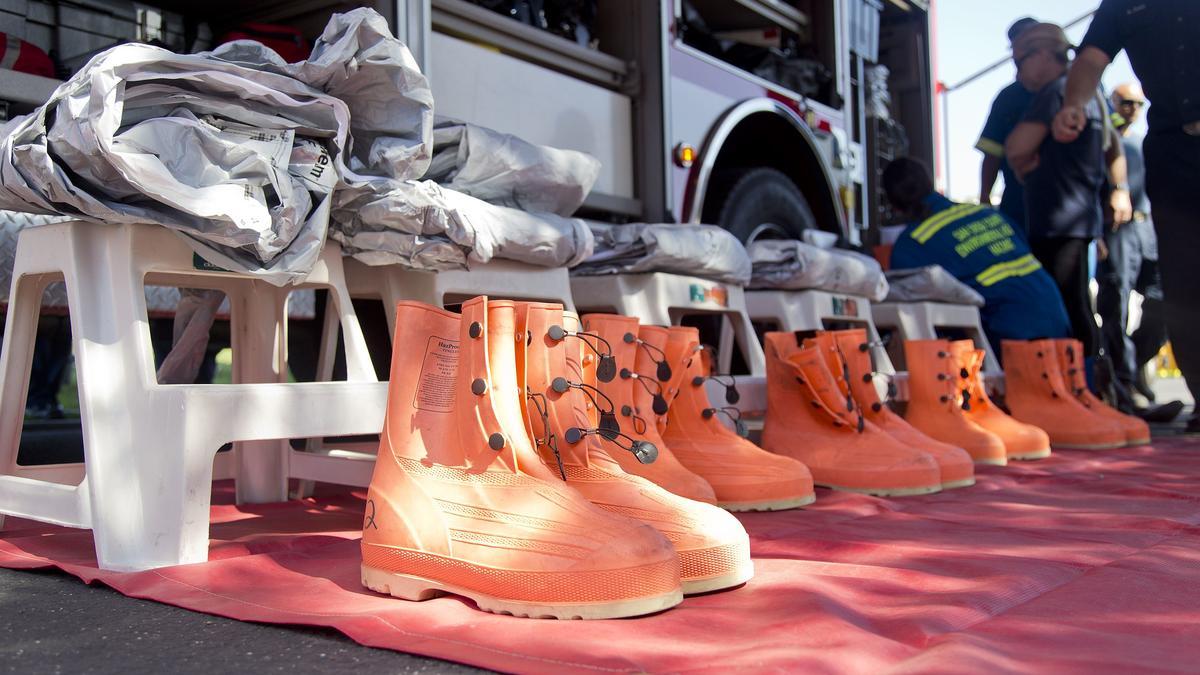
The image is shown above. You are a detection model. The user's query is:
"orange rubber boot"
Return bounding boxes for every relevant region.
[360,297,683,619]
[658,326,816,511]
[829,330,975,489]
[1001,339,1127,450]
[760,332,942,496]
[948,340,1052,461]
[903,339,1009,466]
[514,303,752,594]
[1053,338,1150,446]
[581,313,717,503]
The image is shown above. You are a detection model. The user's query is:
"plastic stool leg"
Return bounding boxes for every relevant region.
[230,281,289,504]
[61,226,217,570]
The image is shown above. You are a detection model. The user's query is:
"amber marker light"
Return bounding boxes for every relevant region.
[673,143,696,168]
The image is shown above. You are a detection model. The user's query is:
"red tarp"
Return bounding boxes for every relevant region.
[4,440,1200,673]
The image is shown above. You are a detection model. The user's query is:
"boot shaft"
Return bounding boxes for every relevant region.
[764,331,859,430]
[582,313,641,423]
[830,329,888,416]
[1002,339,1074,403]
[662,326,699,402]
[662,326,730,439]
[377,298,523,472]
[764,331,807,421]
[947,340,995,413]
[632,325,673,424]
[1053,338,1090,397]
[583,313,668,443]
[801,332,859,418]
[484,300,561,480]
[516,302,594,469]
[903,339,965,413]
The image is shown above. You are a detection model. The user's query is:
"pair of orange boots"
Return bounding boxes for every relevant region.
[360,298,765,620]
[902,338,1050,465]
[581,314,816,512]
[760,329,974,496]
[1001,338,1149,449]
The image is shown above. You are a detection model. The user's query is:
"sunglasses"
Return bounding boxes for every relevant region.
[1119,99,1146,108]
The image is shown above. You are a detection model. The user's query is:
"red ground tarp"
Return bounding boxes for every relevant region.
[4,440,1200,673]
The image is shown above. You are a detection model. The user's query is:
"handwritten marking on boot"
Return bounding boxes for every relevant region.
[364,499,379,530]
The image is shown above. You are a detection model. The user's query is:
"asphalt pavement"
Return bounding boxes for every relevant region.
[0,567,488,675]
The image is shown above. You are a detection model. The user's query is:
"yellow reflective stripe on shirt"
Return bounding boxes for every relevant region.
[975,254,1042,287]
[911,204,986,244]
[975,137,1005,158]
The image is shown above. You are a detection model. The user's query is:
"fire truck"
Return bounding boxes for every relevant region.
[0,0,936,246]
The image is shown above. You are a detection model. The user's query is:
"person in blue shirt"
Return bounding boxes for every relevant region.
[884,157,1071,354]
[976,17,1039,230]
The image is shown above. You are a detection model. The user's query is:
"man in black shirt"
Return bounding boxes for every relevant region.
[1005,23,1130,374]
[1097,83,1181,420]
[1054,0,1200,429]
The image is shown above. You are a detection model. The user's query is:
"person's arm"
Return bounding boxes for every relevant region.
[1053,48,1113,142]
[1106,128,1132,226]
[976,90,1014,204]
[1005,122,1047,182]
[979,154,1002,205]
[1053,0,1123,142]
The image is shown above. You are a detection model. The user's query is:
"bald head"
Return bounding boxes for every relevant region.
[1111,82,1146,131]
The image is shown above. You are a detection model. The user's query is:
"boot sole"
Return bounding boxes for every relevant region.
[974,457,1008,466]
[362,565,683,620]
[680,560,755,595]
[815,482,942,497]
[1008,447,1052,461]
[1126,437,1151,446]
[718,493,817,512]
[1051,441,1126,450]
[941,477,976,490]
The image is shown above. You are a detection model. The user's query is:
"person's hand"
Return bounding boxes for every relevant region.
[1097,237,1109,261]
[1053,104,1087,143]
[1110,188,1133,229]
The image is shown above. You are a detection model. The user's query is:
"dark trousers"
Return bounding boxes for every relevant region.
[1133,273,1168,371]
[1144,132,1200,408]
[1097,218,1165,398]
[1030,236,1099,358]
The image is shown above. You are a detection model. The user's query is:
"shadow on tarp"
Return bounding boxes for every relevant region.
[3,442,1200,673]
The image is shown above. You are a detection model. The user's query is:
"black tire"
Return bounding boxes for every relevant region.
[715,167,817,243]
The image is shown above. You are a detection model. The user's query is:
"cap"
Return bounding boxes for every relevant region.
[1007,17,1038,44]
[1012,22,1073,63]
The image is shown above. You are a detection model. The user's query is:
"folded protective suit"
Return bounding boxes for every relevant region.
[748,239,889,301]
[0,9,594,282]
[572,222,752,285]
[884,265,985,306]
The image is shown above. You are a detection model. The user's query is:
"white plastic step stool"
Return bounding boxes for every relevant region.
[0,221,387,571]
[741,288,900,410]
[745,289,893,372]
[344,257,574,335]
[570,273,765,376]
[872,301,1000,371]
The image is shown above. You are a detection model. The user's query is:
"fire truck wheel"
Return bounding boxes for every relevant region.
[715,167,817,243]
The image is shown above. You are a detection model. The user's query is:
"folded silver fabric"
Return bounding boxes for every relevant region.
[425,118,599,216]
[330,179,593,270]
[748,239,889,301]
[573,222,752,285]
[0,8,593,280]
[884,265,985,306]
[0,41,352,285]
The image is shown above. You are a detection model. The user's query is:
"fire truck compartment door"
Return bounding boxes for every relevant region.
[428,32,634,203]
